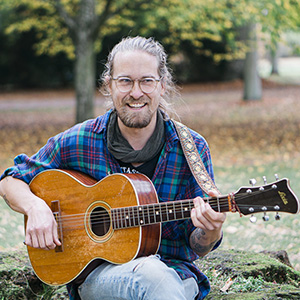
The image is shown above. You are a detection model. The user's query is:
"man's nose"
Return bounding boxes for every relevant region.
[130,80,144,99]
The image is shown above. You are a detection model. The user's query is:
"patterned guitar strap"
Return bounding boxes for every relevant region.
[172,120,221,196]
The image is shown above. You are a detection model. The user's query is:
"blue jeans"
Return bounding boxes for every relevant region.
[78,255,199,300]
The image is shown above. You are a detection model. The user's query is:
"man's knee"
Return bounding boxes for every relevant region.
[132,255,186,297]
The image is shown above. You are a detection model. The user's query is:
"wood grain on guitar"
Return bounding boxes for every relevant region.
[26,169,299,286]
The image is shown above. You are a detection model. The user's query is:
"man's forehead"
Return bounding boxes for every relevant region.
[113,50,157,65]
[113,50,159,76]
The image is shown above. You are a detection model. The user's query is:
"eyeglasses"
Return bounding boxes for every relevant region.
[112,76,161,94]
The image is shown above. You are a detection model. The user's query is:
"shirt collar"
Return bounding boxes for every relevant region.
[92,109,113,134]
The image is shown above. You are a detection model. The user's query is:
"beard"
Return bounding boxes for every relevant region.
[115,97,156,128]
[116,107,153,128]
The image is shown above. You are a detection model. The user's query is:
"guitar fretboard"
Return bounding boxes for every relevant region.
[111,198,228,229]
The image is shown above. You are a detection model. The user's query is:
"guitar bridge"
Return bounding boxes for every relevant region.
[51,200,64,252]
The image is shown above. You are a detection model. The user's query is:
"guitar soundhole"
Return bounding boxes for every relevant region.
[90,206,111,237]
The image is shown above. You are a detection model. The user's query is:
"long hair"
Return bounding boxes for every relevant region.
[100,36,179,117]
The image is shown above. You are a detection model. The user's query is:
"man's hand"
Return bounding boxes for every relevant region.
[190,191,226,257]
[25,200,61,250]
[0,176,61,250]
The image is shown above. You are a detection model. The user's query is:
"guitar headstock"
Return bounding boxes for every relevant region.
[234,177,299,221]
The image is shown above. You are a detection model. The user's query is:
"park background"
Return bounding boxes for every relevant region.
[0,0,300,295]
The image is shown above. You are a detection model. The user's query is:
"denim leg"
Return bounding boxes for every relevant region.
[78,255,199,300]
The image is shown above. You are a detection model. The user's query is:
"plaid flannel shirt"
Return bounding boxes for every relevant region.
[1,109,221,300]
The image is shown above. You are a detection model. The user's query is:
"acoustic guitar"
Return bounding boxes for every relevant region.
[26,169,299,286]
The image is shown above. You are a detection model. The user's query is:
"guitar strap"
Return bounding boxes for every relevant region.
[172,120,220,195]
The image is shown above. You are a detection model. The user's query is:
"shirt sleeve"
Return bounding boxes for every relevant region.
[0,133,63,184]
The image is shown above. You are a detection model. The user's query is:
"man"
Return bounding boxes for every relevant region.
[0,36,226,300]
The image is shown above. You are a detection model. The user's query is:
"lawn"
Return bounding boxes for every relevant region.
[0,69,300,270]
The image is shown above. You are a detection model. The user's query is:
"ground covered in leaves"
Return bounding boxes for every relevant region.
[0,79,300,274]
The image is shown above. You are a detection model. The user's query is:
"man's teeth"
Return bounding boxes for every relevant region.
[128,103,145,108]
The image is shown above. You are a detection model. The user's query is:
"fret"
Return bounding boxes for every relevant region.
[159,203,163,223]
[190,200,194,214]
[149,204,152,224]
[144,204,150,225]
[117,208,122,229]
[161,202,168,222]
[174,201,183,220]
[132,206,139,227]
[138,206,144,226]
[113,208,118,229]
[124,207,131,228]
[148,204,156,224]
[123,207,130,228]
[166,202,176,221]
[128,207,133,227]
[173,202,178,220]
[182,200,191,219]
[217,196,220,212]
[113,208,119,229]
[154,203,160,223]
[120,208,125,229]
[111,209,115,230]
[180,201,184,219]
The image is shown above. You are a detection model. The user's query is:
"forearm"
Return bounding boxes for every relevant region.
[189,227,222,257]
[0,176,41,215]
[0,175,61,249]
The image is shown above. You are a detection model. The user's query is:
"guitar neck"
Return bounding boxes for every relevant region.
[111,197,229,229]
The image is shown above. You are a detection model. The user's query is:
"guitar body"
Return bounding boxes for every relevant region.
[27,169,161,285]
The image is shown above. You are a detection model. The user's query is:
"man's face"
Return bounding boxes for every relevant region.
[109,50,164,129]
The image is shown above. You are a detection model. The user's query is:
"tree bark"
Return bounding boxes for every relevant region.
[56,0,98,123]
[270,45,279,75]
[243,23,262,101]
[74,36,96,123]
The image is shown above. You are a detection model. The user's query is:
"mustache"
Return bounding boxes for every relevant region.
[123,96,149,104]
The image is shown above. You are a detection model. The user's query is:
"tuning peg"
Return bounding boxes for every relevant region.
[249,179,257,186]
[275,212,281,221]
[274,174,279,181]
[262,213,269,221]
[263,176,267,184]
[250,215,257,223]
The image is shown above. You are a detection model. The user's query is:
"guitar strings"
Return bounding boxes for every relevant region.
[53,189,273,230]
[55,191,266,224]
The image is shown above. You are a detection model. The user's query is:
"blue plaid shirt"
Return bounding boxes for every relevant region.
[1,110,221,300]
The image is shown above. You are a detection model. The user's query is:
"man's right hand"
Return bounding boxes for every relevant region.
[0,176,61,250]
[25,200,61,250]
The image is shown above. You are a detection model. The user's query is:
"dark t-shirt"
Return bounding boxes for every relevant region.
[117,152,160,179]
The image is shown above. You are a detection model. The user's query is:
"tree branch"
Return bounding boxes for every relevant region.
[91,0,113,37]
[52,0,77,33]
[92,0,151,38]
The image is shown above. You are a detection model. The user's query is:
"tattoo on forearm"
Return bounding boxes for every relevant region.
[190,228,217,255]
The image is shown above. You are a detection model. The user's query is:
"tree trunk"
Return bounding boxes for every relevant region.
[243,23,262,101]
[270,45,279,74]
[74,36,96,123]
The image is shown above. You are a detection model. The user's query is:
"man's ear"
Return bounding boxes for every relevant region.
[160,79,166,96]
[105,75,112,95]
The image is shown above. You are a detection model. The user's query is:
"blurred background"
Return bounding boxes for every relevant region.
[0,0,300,271]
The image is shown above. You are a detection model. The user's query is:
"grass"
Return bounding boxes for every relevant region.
[0,62,300,273]
[214,160,300,271]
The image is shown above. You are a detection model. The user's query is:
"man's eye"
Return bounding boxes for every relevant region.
[141,78,155,85]
[118,78,132,84]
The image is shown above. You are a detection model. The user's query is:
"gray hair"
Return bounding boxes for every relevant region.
[100,36,179,116]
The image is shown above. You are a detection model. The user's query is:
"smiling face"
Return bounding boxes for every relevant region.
[109,50,165,129]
